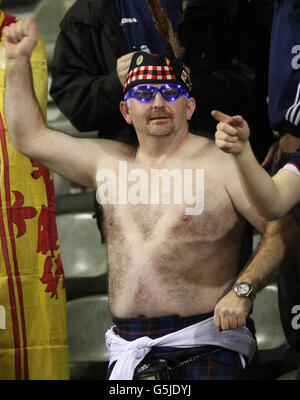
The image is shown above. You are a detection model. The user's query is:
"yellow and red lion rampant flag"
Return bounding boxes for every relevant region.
[0,11,69,380]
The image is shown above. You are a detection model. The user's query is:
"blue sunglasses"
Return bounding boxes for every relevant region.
[125,84,189,103]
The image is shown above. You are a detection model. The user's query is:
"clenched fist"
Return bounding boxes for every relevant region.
[3,17,38,60]
[214,290,252,331]
[212,110,250,154]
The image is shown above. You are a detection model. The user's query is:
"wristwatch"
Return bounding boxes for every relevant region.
[233,282,256,301]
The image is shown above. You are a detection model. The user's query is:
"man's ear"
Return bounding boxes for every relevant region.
[186,97,196,121]
[120,101,133,125]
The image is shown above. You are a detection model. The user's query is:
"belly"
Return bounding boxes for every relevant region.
[107,233,242,318]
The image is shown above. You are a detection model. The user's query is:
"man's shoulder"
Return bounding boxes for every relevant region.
[188,133,236,166]
[188,133,214,150]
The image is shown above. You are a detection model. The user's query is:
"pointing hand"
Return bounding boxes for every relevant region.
[212,110,250,154]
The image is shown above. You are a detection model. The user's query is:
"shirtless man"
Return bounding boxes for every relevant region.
[4,18,299,380]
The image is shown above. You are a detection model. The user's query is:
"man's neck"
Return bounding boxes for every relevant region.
[135,128,190,166]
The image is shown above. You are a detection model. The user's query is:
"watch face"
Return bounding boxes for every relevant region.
[238,283,250,295]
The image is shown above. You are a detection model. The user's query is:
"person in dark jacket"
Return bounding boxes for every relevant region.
[50,0,183,146]
[178,0,275,163]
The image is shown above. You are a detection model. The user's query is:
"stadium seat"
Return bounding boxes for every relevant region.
[34,0,76,65]
[67,295,112,379]
[252,229,261,252]
[251,283,290,378]
[53,170,95,214]
[55,192,95,215]
[56,212,108,299]
[53,172,72,199]
[47,102,81,137]
[277,369,298,380]
[47,99,98,138]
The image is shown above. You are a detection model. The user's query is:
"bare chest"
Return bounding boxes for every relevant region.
[99,174,238,245]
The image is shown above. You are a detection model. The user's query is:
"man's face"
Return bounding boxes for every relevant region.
[120,83,195,138]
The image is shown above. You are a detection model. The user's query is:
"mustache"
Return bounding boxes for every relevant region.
[147,111,172,120]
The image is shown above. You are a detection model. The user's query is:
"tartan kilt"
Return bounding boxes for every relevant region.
[106,312,255,380]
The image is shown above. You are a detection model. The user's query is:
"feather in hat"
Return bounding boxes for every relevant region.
[145,0,185,58]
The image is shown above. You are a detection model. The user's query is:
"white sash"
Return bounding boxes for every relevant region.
[105,316,256,380]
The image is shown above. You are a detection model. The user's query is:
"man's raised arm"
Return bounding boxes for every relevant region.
[4,17,102,190]
[212,110,300,219]
[4,18,45,154]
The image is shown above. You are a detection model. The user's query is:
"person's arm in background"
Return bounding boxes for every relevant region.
[49,0,133,133]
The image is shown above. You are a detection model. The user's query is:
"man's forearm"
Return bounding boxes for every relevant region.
[213,214,300,331]
[5,57,46,156]
[233,141,282,219]
[234,214,300,292]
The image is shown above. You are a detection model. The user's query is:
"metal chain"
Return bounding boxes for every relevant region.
[170,348,221,371]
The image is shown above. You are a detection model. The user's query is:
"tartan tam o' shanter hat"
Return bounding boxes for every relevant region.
[123,51,192,94]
